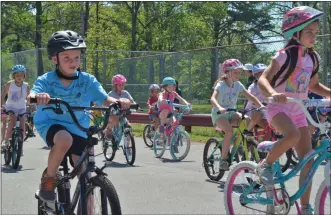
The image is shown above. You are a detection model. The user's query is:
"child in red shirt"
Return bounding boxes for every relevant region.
[147,84,160,131]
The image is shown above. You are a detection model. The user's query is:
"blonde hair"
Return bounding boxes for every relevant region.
[213,63,230,89]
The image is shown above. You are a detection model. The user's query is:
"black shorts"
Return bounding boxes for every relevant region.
[46,124,88,156]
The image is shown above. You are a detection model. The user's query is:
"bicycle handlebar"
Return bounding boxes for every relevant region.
[29,97,139,135]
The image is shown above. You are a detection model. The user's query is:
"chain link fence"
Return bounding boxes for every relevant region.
[1,35,330,107]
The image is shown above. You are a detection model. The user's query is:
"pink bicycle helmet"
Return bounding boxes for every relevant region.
[221,59,243,72]
[112,74,127,85]
[282,6,323,39]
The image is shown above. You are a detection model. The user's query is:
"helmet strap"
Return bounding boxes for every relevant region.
[55,54,79,80]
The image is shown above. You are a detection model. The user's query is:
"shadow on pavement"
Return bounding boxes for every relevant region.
[1,165,35,173]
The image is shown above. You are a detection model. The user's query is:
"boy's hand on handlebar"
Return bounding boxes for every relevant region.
[28,93,50,105]
[118,98,131,109]
[271,93,287,104]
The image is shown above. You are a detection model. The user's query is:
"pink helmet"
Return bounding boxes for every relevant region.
[112,74,127,85]
[221,59,243,72]
[281,6,323,39]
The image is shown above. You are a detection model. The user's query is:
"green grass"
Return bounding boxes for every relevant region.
[131,123,221,143]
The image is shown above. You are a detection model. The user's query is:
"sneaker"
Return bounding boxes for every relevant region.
[301,204,314,215]
[38,174,57,202]
[219,159,229,171]
[1,140,9,153]
[173,144,179,153]
[256,161,274,186]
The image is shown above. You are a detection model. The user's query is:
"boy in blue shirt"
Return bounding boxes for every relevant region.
[28,30,131,203]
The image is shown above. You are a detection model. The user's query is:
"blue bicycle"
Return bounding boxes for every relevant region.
[102,105,139,165]
[153,103,192,161]
[224,98,331,215]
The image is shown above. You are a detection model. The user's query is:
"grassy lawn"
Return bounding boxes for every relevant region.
[131,123,222,143]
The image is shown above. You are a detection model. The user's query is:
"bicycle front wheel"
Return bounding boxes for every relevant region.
[12,132,23,169]
[314,179,331,215]
[170,130,190,161]
[224,161,270,215]
[123,133,136,165]
[78,176,122,215]
[153,132,166,158]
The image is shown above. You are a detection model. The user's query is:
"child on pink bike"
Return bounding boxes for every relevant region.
[157,77,189,141]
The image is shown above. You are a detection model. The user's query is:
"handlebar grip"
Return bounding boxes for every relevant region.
[29,97,37,104]
[130,104,140,110]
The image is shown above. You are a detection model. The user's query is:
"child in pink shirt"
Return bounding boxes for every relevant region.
[257,6,331,214]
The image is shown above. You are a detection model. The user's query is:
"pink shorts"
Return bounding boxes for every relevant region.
[266,103,308,128]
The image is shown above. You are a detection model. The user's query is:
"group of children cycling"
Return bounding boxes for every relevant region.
[1,5,330,215]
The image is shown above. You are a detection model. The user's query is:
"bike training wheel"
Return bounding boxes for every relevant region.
[77,176,122,215]
[123,133,136,165]
[153,132,166,158]
[37,170,66,215]
[12,132,23,169]
[314,179,331,215]
[224,161,270,215]
[170,130,191,161]
[143,124,154,148]
[103,136,116,162]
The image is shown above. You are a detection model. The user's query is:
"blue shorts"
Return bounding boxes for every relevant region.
[148,113,158,120]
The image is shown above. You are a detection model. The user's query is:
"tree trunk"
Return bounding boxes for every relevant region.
[35,1,44,77]
[94,2,100,80]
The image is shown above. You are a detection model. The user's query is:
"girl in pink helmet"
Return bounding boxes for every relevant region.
[210,59,265,171]
[258,6,331,214]
[106,74,136,137]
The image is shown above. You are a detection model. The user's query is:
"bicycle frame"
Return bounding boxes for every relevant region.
[112,117,127,147]
[242,139,331,206]
[208,112,260,164]
[241,98,331,207]
[162,103,189,145]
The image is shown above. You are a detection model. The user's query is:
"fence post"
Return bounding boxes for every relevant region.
[36,47,44,76]
[102,50,107,85]
[188,54,193,101]
[159,55,165,82]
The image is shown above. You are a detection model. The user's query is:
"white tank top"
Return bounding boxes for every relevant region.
[5,81,28,109]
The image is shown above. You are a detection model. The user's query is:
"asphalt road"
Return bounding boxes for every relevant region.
[0,135,328,215]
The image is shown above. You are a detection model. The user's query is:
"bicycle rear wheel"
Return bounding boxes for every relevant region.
[153,132,166,158]
[78,176,122,215]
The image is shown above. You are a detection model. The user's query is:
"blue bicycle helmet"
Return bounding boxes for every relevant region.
[252,63,267,74]
[12,65,27,73]
[162,77,176,87]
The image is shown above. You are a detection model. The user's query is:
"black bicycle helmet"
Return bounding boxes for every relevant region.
[47,30,86,59]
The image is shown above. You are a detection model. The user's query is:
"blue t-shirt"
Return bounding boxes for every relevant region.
[31,71,108,142]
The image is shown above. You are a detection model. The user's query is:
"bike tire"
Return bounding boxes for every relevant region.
[170,130,191,161]
[103,137,116,162]
[124,133,136,165]
[77,176,122,215]
[143,124,154,148]
[12,132,23,169]
[203,138,225,181]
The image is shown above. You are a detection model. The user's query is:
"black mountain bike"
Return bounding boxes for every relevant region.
[32,98,133,215]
